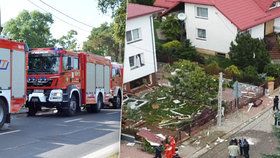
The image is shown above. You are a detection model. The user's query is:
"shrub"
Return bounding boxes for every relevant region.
[239,66,263,85]
[224,65,241,79]
[264,63,280,78]
[206,56,232,69]
[204,61,221,75]
[266,76,275,82]
[162,40,182,61]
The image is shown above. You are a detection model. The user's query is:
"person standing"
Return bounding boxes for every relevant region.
[154,143,163,158]
[274,109,280,126]
[243,139,250,158]
[239,138,245,156]
[273,96,279,111]
[228,142,240,158]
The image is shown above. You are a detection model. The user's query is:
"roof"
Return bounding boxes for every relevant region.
[154,0,179,8]
[156,0,280,31]
[127,3,164,20]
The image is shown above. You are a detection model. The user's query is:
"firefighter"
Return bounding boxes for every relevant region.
[165,144,172,158]
[169,136,176,156]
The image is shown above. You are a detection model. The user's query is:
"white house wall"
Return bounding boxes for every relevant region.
[184,3,238,54]
[250,24,264,39]
[124,14,157,83]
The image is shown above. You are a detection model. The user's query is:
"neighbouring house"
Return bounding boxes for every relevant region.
[154,0,280,59]
[124,3,164,93]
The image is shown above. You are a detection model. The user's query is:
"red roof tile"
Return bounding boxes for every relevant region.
[127,3,164,20]
[154,0,178,8]
[157,0,280,30]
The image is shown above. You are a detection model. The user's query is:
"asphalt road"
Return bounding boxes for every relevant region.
[0,109,121,158]
[199,108,278,158]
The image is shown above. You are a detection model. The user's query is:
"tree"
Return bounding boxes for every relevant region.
[83,23,120,61]
[160,14,181,41]
[97,0,122,15]
[229,32,271,73]
[168,60,218,105]
[57,30,78,50]
[3,10,54,48]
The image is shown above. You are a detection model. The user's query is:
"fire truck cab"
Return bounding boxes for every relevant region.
[26,48,123,116]
[0,37,27,128]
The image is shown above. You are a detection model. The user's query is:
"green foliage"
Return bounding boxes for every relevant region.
[264,63,280,78]
[97,0,122,15]
[57,30,77,50]
[83,23,120,61]
[224,65,241,79]
[206,56,232,69]
[229,32,271,73]
[160,15,181,41]
[3,10,54,48]
[168,60,219,105]
[204,61,221,75]
[239,66,263,85]
[266,76,275,82]
[179,40,205,64]
[142,139,156,153]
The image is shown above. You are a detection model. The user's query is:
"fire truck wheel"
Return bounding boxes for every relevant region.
[93,95,102,113]
[0,99,8,128]
[113,92,122,109]
[64,95,78,116]
[27,104,38,116]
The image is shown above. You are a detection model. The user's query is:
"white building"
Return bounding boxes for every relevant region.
[154,0,280,59]
[124,3,163,92]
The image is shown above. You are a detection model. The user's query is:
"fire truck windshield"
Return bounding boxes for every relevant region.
[28,54,60,74]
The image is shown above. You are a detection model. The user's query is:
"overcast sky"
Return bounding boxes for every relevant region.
[1,0,112,48]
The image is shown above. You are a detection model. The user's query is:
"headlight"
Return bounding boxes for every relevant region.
[49,89,63,102]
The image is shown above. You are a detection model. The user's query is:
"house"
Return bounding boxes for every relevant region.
[124,3,164,92]
[154,0,280,59]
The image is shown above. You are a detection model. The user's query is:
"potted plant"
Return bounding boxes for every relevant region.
[266,76,275,94]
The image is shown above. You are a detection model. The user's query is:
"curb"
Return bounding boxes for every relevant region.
[192,105,272,157]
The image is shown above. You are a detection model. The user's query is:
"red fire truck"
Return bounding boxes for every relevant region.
[0,37,27,128]
[26,48,123,116]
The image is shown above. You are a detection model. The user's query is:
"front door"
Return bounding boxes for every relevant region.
[265,20,274,35]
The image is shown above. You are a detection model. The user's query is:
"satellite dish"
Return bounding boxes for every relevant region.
[177,13,186,21]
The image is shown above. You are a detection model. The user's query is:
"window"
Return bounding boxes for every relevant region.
[63,56,69,71]
[126,28,141,43]
[73,58,79,70]
[196,7,208,18]
[112,67,120,77]
[129,53,145,70]
[197,28,206,40]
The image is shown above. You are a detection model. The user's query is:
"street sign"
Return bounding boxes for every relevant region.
[233,81,241,98]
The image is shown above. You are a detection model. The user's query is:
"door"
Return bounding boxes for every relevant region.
[0,48,11,90]
[265,20,274,35]
[12,50,25,98]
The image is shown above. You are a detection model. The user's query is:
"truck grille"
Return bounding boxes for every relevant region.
[27,80,53,87]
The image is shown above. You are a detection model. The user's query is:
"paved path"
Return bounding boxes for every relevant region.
[179,94,276,158]
[0,109,121,158]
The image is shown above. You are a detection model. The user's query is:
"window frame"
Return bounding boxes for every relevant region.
[196,28,207,40]
[196,6,208,19]
[129,53,145,70]
[126,28,142,43]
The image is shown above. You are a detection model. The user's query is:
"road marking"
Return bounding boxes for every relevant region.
[0,130,21,136]
[106,112,118,115]
[82,142,120,158]
[64,118,82,123]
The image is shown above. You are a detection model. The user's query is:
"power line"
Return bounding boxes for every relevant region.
[38,0,93,28]
[26,0,90,33]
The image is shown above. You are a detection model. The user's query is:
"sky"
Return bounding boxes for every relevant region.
[0,0,113,49]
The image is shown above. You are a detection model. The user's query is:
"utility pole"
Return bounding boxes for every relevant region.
[217,72,223,126]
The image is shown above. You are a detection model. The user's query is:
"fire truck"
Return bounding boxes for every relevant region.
[0,37,27,128]
[26,48,123,116]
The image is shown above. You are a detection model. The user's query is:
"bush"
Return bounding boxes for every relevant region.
[224,65,241,79]
[264,63,280,78]
[266,76,275,82]
[180,39,205,64]
[162,40,182,62]
[239,66,263,85]
[205,56,232,69]
[204,61,221,75]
